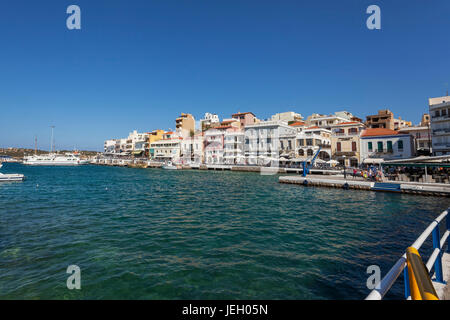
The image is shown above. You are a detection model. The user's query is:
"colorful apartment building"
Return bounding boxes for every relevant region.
[331,122,366,167]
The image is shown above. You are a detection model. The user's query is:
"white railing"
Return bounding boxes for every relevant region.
[366,208,449,300]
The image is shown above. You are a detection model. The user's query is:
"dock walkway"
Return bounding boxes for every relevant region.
[279,174,450,197]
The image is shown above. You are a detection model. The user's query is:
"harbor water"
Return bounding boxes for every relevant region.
[0,163,448,299]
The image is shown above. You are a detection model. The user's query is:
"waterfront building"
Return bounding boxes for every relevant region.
[199,113,220,131]
[231,112,259,128]
[398,125,431,156]
[180,133,204,164]
[365,109,411,130]
[305,111,354,130]
[204,128,225,164]
[150,131,182,162]
[279,130,297,160]
[360,128,414,162]
[203,119,241,164]
[104,139,118,154]
[176,113,195,138]
[295,127,332,161]
[244,120,297,165]
[429,95,450,156]
[330,122,366,167]
[270,111,303,123]
[223,129,245,165]
[148,129,165,158]
[125,130,150,158]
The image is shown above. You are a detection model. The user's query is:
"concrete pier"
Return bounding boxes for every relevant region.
[279,174,450,197]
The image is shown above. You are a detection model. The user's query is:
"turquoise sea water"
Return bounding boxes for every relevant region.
[0,163,448,299]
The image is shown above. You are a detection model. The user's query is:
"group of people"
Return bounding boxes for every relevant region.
[352,165,383,182]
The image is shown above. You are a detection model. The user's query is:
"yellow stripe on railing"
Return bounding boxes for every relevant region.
[406,247,439,300]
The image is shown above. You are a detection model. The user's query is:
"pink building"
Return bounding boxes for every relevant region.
[232,112,258,128]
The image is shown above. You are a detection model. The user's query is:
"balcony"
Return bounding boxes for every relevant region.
[334,151,357,156]
[369,149,394,155]
[432,128,450,135]
[431,114,450,121]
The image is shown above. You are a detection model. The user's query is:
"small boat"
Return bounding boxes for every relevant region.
[0,172,25,182]
[162,161,178,170]
[0,162,25,182]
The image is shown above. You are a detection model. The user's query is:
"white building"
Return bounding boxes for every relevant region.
[104,139,118,154]
[244,121,297,165]
[305,111,354,130]
[270,111,303,123]
[180,134,204,164]
[360,128,414,163]
[295,127,332,160]
[223,130,245,165]
[429,95,450,156]
[399,126,431,155]
[204,128,225,164]
[199,112,220,130]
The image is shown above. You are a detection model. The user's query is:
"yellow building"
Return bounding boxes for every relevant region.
[176,113,195,137]
[331,122,366,167]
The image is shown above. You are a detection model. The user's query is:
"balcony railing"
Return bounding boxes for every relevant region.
[334,151,357,156]
[370,149,394,154]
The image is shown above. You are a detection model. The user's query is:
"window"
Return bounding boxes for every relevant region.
[443,109,447,116]
[387,141,393,152]
[352,141,357,152]
[398,140,404,151]
[288,141,292,150]
[337,142,341,152]
[368,142,373,152]
[377,141,383,152]
[435,110,440,117]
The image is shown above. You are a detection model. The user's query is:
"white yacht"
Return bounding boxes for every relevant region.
[0,163,25,181]
[23,126,89,166]
[23,153,86,166]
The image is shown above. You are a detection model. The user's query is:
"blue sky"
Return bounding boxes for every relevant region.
[0,0,449,151]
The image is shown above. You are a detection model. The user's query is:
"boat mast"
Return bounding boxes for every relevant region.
[50,125,55,153]
[34,136,37,155]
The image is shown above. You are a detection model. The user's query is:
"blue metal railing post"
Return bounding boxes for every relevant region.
[403,266,410,299]
[432,225,445,284]
[447,208,450,253]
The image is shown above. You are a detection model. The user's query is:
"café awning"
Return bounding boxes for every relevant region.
[363,158,384,164]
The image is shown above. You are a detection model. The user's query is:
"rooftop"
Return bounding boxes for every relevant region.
[361,128,401,137]
[289,121,306,127]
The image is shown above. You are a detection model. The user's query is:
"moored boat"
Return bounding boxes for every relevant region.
[23,153,87,166]
[162,161,178,170]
